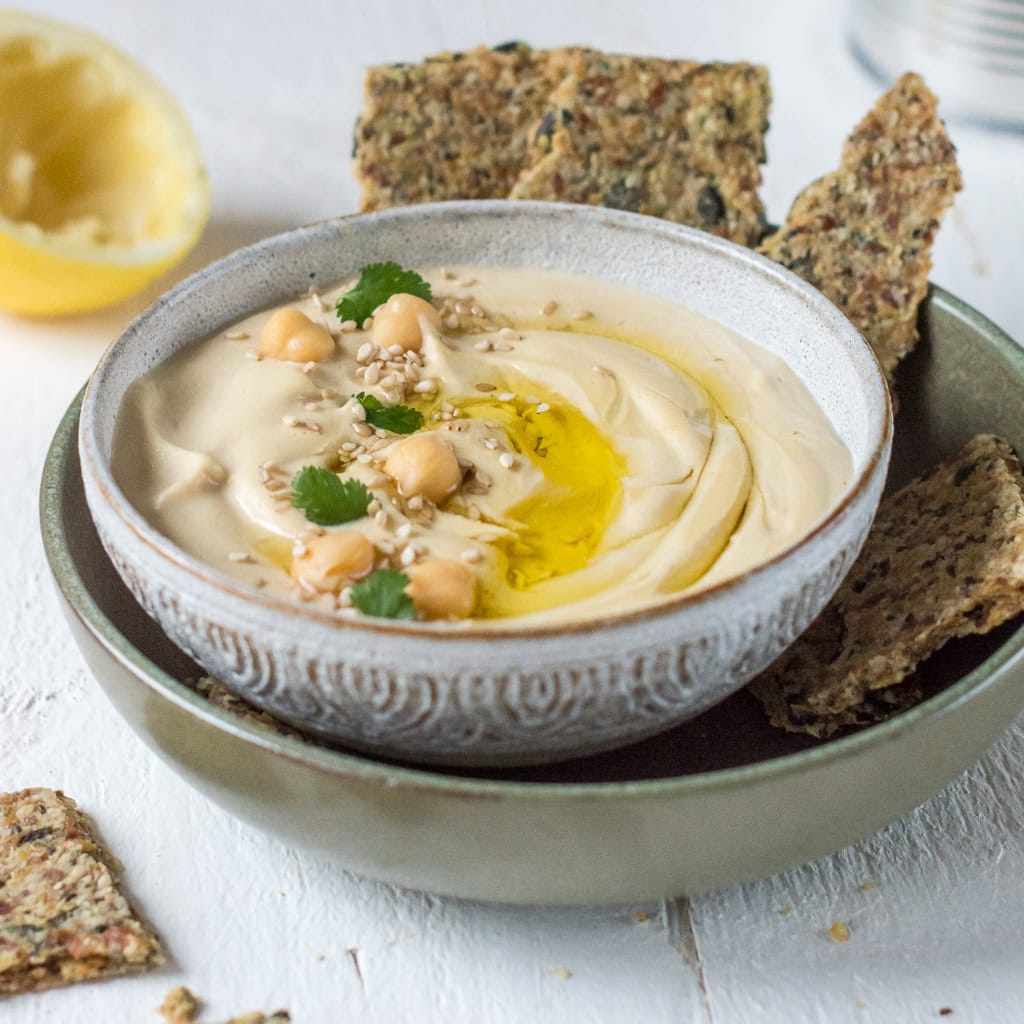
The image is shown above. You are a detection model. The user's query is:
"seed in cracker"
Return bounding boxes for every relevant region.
[353,43,578,211]
[749,434,1024,737]
[0,788,164,996]
[510,54,771,247]
[758,72,962,381]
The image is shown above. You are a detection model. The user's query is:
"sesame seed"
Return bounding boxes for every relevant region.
[474,338,493,352]
[374,509,388,527]
[245,350,261,361]
[292,541,308,558]
[356,341,376,363]
[224,329,249,340]
[475,469,493,487]
[399,545,417,567]
[340,319,358,332]
[302,361,316,375]
[482,437,499,450]
[310,292,326,312]
[387,344,404,357]
[470,305,483,318]
[541,300,558,316]
[396,523,412,539]
[536,403,550,413]
[466,505,481,520]
[441,401,454,413]
[570,310,593,321]
[498,392,515,402]
[499,453,516,469]
[356,453,373,464]
[460,548,483,563]
[362,317,374,330]
[498,327,519,340]
[377,539,396,556]
[476,382,496,392]
[353,422,373,436]
[493,342,513,352]
[407,495,424,511]
[367,499,381,514]
[363,364,381,385]
[383,388,403,405]
[282,415,298,427]
[413,379,437,394]
[341,442,357,452]
[227,551,252,563]
[444,313,460,330]
[525,395,541,404]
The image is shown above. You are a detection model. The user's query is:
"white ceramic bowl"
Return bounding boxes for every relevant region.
[79,201,892,766]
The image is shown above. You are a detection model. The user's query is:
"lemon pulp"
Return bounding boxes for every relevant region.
[0,12,208,316]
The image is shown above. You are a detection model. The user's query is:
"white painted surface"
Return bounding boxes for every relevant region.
[1,0,1023,1021]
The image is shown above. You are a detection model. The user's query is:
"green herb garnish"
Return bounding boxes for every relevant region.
[336,261,432,325]
[350,569,415,620]
[353,392,424,435]
[290,467,371,526]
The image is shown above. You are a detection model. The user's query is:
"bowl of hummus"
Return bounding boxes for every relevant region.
[79,201,891,765]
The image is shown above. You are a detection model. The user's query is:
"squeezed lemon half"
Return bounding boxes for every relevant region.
[0,10,209,316]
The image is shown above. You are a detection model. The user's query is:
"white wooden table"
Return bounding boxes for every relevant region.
[3,1,1024,1021]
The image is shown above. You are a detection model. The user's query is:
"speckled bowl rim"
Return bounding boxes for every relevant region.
[78,201,892,640]
[43,287,1024,796]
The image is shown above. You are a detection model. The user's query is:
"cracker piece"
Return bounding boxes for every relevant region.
[353,43,578,210]
[750,435,1024,737]
[196,677,306,741]
[757,72,962,378]
[0,789,163,997]
[509,53,771,246]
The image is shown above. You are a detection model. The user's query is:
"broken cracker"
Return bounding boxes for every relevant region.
[758,72,962,378]
[196,677,306,741]
[0,788,163,997]
[353,43,577,211]
[510,53,771,246]
[750,434,1024,737]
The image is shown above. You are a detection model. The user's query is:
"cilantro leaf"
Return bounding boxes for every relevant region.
[290,467,371,526]
[336,262,432,324]
[353,392,424,434]
[350,569,415,620]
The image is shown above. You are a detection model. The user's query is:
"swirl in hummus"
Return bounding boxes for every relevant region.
[112,265,852,626]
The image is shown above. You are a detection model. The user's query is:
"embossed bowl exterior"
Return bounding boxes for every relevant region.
[78,202,891,766]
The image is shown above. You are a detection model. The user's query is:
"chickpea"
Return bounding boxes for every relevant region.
[405,559,475,620]
[372,293,441,353]
[261,308,335,362]
[383,434,461,505]
[290,531,374,594]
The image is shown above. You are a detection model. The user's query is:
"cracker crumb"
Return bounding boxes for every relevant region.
[550,966,573,980]
[159,985,201,1024]
[828,920,850,943]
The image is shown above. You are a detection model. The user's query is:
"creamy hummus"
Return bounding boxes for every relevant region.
[112,265,852,626]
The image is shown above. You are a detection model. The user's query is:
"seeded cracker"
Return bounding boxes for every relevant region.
[353,43,578,210]
[750,435,1024,737]
[758,73,962,380]
[510,54,771,247]
[0,788,163,997]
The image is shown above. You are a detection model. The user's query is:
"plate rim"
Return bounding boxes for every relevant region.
[41,284,1024,799]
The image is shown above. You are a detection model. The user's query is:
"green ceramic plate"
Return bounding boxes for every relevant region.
[41,286,1024,904]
